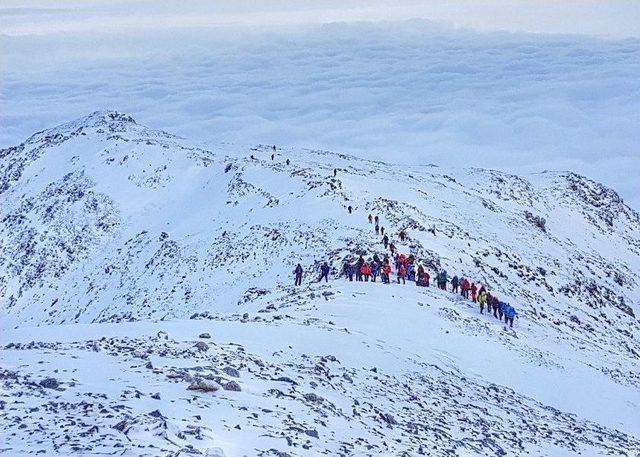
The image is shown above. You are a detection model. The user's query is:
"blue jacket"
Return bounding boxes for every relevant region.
[348,265,356,275]
[295,265,303,275]
[507,306,517,319]
[321,264,330,274]
[371,263,379,274]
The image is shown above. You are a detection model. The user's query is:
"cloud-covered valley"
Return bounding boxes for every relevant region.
[2,18,639,207]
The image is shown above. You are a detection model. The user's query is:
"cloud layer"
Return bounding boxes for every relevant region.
[2,19,639,207]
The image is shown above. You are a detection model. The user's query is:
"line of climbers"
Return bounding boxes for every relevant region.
[293,211,519,327]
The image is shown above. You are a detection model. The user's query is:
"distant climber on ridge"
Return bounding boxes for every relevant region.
[382,262,391,284]
[371,262,379,282]
[320,262,330,283]
[478,289,487,314]
[397,263,407,284]
[451,275,459,294]
[361,262,371,282]
[294,264,303,286]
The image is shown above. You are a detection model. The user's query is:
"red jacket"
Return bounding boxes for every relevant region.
[462,279,470,290]
[361,263,371,275]
[383,264,392,275]
[398,265,407,276]
[471,283,478,294]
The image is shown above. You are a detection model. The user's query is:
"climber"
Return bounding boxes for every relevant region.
[461,278,470,299]
[342,261,350,278]
[361,262,372,282]
[451,275,459,294]
[373,253,381,265]
[498,301,505,320]
[272,145,276,151]
[356,256,365,280]
[286,158,290,165]
[368,214,373,224]
[371,262,379,282]
[492,296,500,318]
[397,263,407,284]
[478,289,487,314]
[382,263,392,284]
[407,263,416,282]
[375,224,380,235]
[399,230,407,242]
[389,242,396,255]
[294,264,303,286]
[506,305,517,327]
[439,269,448,290]
[501,302,510,323]
[271,153,275,160]
[347,264,356,282]
[374,215,379,224]
[478,286,486,304]
[333,168,337,177]
[471,283,478,302]
[382,234,389,249]
[348,205,353,214]
[398,253,407,265]
[320,262,330,283]
[380,226,385,236]
[416,264,427,286]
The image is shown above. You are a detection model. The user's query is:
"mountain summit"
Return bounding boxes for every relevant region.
[1,113,638,456]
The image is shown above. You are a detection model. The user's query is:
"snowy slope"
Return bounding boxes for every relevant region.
[1,112,639,456]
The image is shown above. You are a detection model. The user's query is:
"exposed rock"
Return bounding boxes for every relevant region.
[194,341,209,352]
[222,366,240,378]
[39,377,60,389]
[187,378,219,393]
[380,412,397,425]
[305,429,319,438]
[223,381,241,392]
[303,393,323,403]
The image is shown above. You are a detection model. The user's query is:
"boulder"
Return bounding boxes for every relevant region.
[222,366,240,378]
[39,377,60,389]
[223,381,241,392]
[194,341,209,352]
[187,378,219,393]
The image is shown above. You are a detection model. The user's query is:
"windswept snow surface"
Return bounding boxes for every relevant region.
[1,112,639,456]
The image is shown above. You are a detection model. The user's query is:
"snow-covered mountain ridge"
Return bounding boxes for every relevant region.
[1,111,639,456]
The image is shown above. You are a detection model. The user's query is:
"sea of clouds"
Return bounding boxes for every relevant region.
[2,5,639,207]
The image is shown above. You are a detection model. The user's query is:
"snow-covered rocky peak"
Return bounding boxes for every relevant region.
[1,113,639,456]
